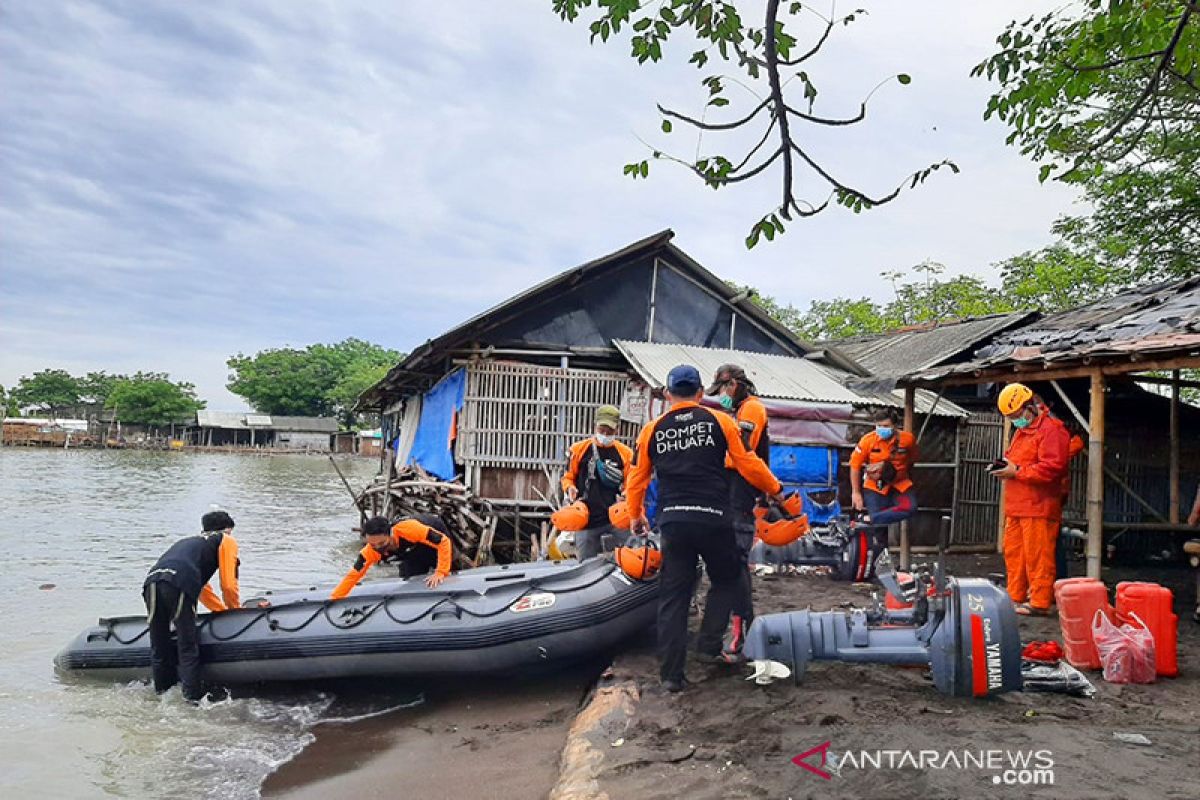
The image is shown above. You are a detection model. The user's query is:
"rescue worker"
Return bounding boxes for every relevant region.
[849,409,919,538]
[331,514,452,599]
[990,382,1070,616]
[143,510,240,701]
[562,405,634,560]
[706,363,769,658]
[626,364,786,693]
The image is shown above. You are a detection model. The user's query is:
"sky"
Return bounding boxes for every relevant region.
[0,1,1081,410]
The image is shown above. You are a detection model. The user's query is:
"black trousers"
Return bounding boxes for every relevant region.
[143,580,202,701]
[731,517,755,618]
[657,520,742,682]
[397,545,439,578]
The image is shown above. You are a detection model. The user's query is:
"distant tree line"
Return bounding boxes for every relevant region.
[3,370,204,427]
[732,242,1138,341]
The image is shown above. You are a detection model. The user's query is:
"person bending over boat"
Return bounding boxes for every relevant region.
[143,510,240,702]
[331,514,452,599]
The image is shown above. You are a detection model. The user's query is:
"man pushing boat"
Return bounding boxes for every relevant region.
[331,514,453,599]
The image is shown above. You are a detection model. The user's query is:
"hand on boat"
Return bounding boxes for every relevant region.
[630,515,650,535]
[425,572,447,588]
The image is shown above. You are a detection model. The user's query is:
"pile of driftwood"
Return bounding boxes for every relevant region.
[345,462,498,569]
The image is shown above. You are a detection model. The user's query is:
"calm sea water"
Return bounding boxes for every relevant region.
[0,448,407,799]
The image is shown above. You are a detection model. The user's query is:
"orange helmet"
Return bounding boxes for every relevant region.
[551,500,590,532]
[756,512,810,547]
[615,535,662,581]
[608,499,632,530]
[997,383,1034,416]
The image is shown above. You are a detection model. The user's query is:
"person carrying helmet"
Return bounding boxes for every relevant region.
[991,383,1070,616]
[706,363,770,657]
[561,405,634,560]
[626,364,787,693]
[849,408,919,541]
[331,513,453,599]
[142,510,241,701]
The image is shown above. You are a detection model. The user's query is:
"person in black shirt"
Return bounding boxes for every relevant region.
[561,405,633,560]
[627,365,785,692]
[143,510,240,701]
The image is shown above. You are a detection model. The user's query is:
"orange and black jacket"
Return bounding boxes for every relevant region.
[849,430,918,495]
[724,395,771,517]
[331,518,453,600]
[144,531,240,612]
[627,400,781,526]
[561,438,634,527]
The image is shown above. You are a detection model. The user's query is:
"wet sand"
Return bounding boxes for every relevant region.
[262,666,602,800]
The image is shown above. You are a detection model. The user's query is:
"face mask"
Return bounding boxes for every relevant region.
[875,425,894,440]
[1011,415,1031,429]
[595,434,614,446]
[718,395,734,410]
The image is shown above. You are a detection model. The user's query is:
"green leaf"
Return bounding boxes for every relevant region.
[661,119,673,133]
[897,73,912,85]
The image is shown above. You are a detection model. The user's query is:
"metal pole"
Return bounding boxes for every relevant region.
[1086,372,1106,579]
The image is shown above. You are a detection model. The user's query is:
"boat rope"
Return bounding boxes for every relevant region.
[103,562,637,645]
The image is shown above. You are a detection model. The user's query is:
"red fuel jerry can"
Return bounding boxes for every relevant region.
[1116,582,1179,677]
[1054,577,1111,670]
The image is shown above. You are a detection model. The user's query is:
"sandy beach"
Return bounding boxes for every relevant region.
[265,553,1199,800]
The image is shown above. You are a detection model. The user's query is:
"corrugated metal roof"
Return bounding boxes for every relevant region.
[614,340,965,417]
[830,313,1035,377]
[195,411,338,432]
[908,276,1200,383]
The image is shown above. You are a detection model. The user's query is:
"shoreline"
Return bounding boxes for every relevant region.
[262,666,605,800]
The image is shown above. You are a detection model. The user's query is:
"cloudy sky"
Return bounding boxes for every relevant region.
[0,1,1079,409]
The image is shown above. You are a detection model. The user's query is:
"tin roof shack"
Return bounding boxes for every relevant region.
[358,230,965,561]
[902,275,1200,579]
[614,340,967,553]
[190,411,338,452]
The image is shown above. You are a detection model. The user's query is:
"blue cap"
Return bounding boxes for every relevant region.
[666,364,702,395]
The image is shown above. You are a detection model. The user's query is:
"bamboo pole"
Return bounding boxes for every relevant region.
[1170,370,1180,524]
[1086,372,1106,579]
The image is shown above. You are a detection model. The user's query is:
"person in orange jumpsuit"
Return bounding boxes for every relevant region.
[849,408,919,545]
[991,383,1070,616]
[331,514,452,599]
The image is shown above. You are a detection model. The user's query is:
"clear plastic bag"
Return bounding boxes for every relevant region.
[1092,609,1156,684]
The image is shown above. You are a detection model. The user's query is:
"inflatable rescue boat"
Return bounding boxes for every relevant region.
[56,558,657,684]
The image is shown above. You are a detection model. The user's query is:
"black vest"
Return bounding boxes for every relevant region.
[644,405,733,525]
[144,531,226,599]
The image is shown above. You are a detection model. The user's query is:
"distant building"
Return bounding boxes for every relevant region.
[190,411,338,451]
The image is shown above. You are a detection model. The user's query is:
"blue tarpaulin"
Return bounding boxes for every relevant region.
[407,369,466,480]
[769,444,836,486]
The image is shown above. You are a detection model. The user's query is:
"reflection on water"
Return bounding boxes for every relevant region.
[0,448,394,798]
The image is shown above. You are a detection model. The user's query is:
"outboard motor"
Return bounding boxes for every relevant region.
[749,514,885,582]
[743,553,1023,698]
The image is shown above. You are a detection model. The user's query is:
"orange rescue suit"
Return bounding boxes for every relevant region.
[1002,411,1070,518]
[330,520,452,600]
[849,429,917,495]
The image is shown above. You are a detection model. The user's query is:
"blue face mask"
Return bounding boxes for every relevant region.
[718,395,734,410]
[1011,415,1031,429]
[875,425,894,440]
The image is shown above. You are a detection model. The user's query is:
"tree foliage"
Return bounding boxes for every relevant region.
[105,375,205,427]
[744,244,1132,341]
[226,338,401,424]
[10,369,81,411]
[553,0,956,247]
[975,0,1199,277]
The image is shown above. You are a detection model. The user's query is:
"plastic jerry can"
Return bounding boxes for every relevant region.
[1054,577,1111,670]
[1116,582,1179,677]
